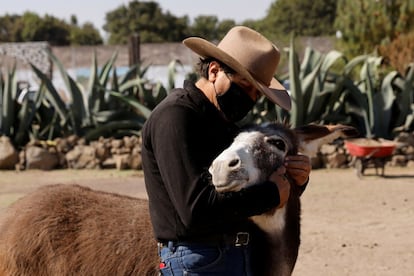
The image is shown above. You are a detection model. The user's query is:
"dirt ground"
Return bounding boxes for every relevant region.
[0,167,413,276]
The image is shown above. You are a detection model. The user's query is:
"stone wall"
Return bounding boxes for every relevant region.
[0,42,197,73]
[0,42,52,76]
[51,43,197,68]
[1,131,413,172]
[1,36,335,73]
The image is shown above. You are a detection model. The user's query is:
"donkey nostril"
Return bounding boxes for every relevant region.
[228,159,239,167]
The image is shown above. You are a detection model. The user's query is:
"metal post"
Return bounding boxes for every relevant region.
[128,34,140,66]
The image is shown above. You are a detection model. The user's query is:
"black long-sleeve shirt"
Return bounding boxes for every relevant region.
[141,80,281,242]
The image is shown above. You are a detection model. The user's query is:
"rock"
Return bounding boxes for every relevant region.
[114,154,130,170]
[25,145,59,170]
[310,155,323,169]
[17,150,26,170]
[394,132,414,147]
[0,136,19,170]
[390,155,407,167]
[111,139,123,149]
[325,153,348,168]
[130,146,142,170]
[123,136,134,149]
[66,145,99,169]
[320,144,337,155]
[101,157,116,169]
[66,135,79,147]
[94,142,110,161]
[55,137,71,153]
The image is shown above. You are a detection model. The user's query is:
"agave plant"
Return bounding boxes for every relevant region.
[32,49,172,141]
[0,65,18,139]
[240,37,347,127]
[0,65,42,147]
[242,36,414,139]
[253,36,348,129]
[393,64,414,132]
[340,57,414,138]
[2,47,180,149]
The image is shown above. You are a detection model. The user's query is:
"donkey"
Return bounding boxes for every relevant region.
[0,123,357,276]
[209,122,358,276]
[0,184,159,276]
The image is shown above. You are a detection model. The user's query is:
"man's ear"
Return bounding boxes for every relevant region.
[208,61,220,82]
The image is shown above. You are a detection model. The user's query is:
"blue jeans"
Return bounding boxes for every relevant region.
[158,242,253,275]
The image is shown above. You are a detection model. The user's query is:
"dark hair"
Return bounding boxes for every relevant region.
[196,57,235,79]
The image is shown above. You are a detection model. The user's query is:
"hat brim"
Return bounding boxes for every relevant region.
[183,37,291,111]
[258,78,291,111]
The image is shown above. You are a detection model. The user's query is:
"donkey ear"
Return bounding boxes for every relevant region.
[294,124,359,157]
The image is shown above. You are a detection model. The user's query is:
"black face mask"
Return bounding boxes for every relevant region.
[216,82,255,122]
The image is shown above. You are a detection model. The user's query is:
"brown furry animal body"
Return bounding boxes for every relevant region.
[0,184,158,276]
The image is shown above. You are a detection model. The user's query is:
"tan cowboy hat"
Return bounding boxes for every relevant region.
[183,26,291,110]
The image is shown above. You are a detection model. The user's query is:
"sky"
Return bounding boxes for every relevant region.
[1,0,274,37]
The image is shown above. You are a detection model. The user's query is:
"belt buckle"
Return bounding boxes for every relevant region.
[157,242,165,250]
[158,241,176,251]
[235,232,249,247]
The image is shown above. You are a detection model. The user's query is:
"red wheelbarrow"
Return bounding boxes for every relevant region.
[345,138,396,178]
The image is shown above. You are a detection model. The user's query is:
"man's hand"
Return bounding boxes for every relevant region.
[285,154,311,186]
[269,166,290,208]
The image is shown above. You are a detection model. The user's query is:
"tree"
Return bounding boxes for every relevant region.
[262,0,337,39]
[70,23,103,45]
[19,12,70,45]
[379,31,414,75]
[103,5,129,44]
[1,12,102,45]
[68,15,102,45]
[190,15,219,41]
[155,12,190,42]
[216,19,236,39]
[335,0,414,57]
[70,15,78,26]
[103,0,189,44]
[0,14,21,42]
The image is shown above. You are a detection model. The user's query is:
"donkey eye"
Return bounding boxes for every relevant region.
[266,138,286,152]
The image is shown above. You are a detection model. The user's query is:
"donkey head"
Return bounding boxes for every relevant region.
[209,123,358,192]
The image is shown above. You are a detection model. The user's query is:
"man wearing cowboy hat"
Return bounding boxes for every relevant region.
[141,26,311,275]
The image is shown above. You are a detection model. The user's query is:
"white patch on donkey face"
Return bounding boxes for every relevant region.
[209,131,262,192]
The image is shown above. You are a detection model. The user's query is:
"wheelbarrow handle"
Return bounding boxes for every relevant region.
[365,148,380,159]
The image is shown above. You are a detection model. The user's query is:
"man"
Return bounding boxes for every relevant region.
[141,26,311,275]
